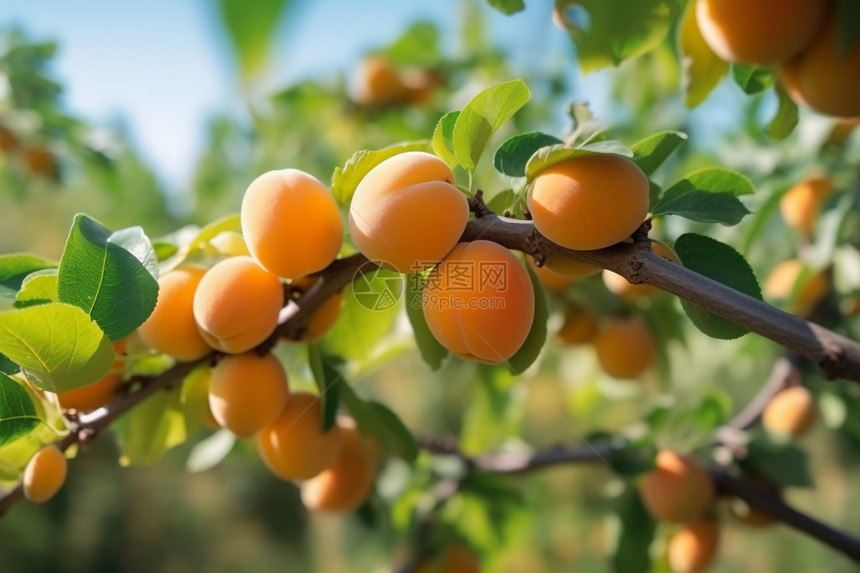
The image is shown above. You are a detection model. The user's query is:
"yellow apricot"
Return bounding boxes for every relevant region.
[779,15,860,118]
[289,276,344,341]
[58,340,127,412]
[240,169,343,279]
[192,256,284,354]
[695,0,829,65]
[528,258,574,293]
[527,154,649,251]
[423,241,535,364]
[414,545,481,573]
[209,352,290,438]
[138,267,212,361]
[300,419,376,512]
[348,151,469,273]
[667,518,720,573]
[762,386,817,438]
[354,54,407,107]
[0,125,16,152]
[641,450,715,523]
[779,176,833,235]
[256,392,344,481]
[764,259,828,317]
[23,445,67,504]
[556,305,598,345]
[602,242,674,300]
[593,317,656,379]
[24,146,57,177]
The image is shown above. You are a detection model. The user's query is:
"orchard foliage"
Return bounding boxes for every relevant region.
[2,2,860,572]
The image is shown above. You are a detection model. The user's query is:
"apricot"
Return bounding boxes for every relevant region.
[528,259,574,293]
[422,241,535,364]
[602,242,673,299]
[240,169,343,279]
[556,305,598,345]
[256,392,344,481]
[763,259,828,317]
[779,176,833,235]
[209,352,290,438]
[778,15,860,118]
[348,151,469,273]
[138,267,212,361]
[0,125,16,152]
[354,54,407,107]
[667,518,720,573]
[22,445,67,504]
[24,147,57,177]
[695,0,829,65]
[289,276,344,341]
[593,317,656,379]
[300,419,376,512]
[762,386,817,438]
[402,69,445,105]
[414,545,481,573]
[527,154,649,251]
[58,339,127,411]
[192,256,284,354]
[641,450,715,523]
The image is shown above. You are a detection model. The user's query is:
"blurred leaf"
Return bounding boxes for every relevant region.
[610,485,657,573]
[338,379,417,463]
[0,253,57,300]
[432,111,460,169]
[675,234,762,340]
[631,130,687,176]
[161,213,241,271]
[607,438,656,476]
[0,303,114,393]
[485,189,516,215]
[494,131,562,177]
[678,0,727,107]
[405,273,449,371]
[462,364,519,453]
[836,0,860,57]
[57,214,159,341]
[453,80,531,170]
[484,0,525,15]
[743,433,813,487]
[179,365,212,435]
[308,343,341,432]
[768,83,799,141]
[13,269,57,308]
[331,140,431,206]
[186,429,236,473]
[117,385,187,466]
[216,0,290,80]
[152,242,179,261]
[385,21,440,67]
[0,372,40,448]
[676,390,733,431]
[506,262,548,375]
[731,65,775,94]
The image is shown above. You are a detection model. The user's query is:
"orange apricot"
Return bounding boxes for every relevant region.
[556,305,598,345]
[240,169,343,280]
[300,419,376,512]
[422,241,535,364]
[138,267,212,361]
[209,352,290,438]
[602,242,673,300]
[778,15,860,118]
[22,445,67,504]
[24,147,57,177]
[695,0,829,65]
[641,450,715,523]
[593,317,656,379]
[0,125,16,152]
[348,151,468,273]
[528,259,574,293]
[762,385,817,438]
[58,339,127,412]
[527,154,649,251]
[192,256,284,354]
[667,518,720,573]
[414,545,481,573]
[256,392,344,481]
[779,176,832,235]
[354,54,407,107]
[764,259,828,317]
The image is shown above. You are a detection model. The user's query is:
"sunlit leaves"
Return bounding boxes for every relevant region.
[494,131,563,177]
[678,0,727,107]
[631,130,687,176]
[0,372,40,448]
[216,0,291,81]
[0,254,57,300]
[331,140,432,206]
[652,168,754,225]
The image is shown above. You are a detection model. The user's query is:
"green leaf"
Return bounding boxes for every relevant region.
[0,353,18,375]
[506,262,548,375]
[610,485,657,573]
[0,372,40,448]
[484,0,525,15]
[524,145,590,181]
[116,385,187,466]
[666,167,756,196]
[651,190,750,225]
[366,401,418,463]
[493,131,562,177]
[162,213,242,272]
[152,242,179,261]
[674,234,762,340]
[631,130,688,176]
[14,269,58,308]
[743,433,813,487]
[768,83,799,141]
[57,214,159,341]
[485,189,516,215]
[432,111,460,169]
[731,65,775,94]
[405,274,449,371]
[216,0,291,80]
[307,344,341,432]
[0,254,57,300]
[179,365,212,435]
[568,0,674,74]
[0,303,114,392]
[452,80,531,171]
[331,140,431,206]
[836,0,860,58]
[678,0,727,107]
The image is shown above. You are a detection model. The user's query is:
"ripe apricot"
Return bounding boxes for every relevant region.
[602,242,673,299]
[289,276,344,341]
[414,545,481,573]
[762,386,817,438]
[593,317,656,379]
[192,256,284,354]
[0,125,16,152]
[58,339,127,412]
[300,419,376,512]
[138,267,212,361]
[779,176,833,235]
[240,169,343,280]
[22,445,67,504]
[641,450,715,523]
[422,241,535,364]
[256,392,344,481]
[667,518,720,573]
[763,259,828,317]
[528,259,573,293]
[778,16,860,118]
[354,54,407,107]
[348,151,468,273]
[24,147,57,177]
[556,305,598,345]
[209,352,290,438]
[695,0,829,65]
[527,154,649,251]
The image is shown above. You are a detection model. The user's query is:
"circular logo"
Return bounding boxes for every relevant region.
[352,260,403,311]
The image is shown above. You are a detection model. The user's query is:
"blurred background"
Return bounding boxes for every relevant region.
[1,1,859,572]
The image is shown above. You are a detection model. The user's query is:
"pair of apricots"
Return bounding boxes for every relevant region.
[695,0,860,118]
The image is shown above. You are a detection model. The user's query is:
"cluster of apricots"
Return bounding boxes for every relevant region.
[354,54,445,108]
[695,0,860,117]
